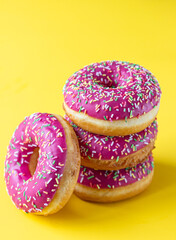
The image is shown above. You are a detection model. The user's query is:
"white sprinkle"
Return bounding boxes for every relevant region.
[57,145,64,152]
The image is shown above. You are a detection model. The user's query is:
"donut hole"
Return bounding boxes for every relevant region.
[93,68,120,89]
[94,75,118,89]
[92,62,132,89]
[95,80,117,89]
[29,147,39,176]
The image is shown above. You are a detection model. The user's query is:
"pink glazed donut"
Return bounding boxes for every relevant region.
[65,115,157,170]
[63,61,161,136]
[75,155,154,202]
[5,113,80,215]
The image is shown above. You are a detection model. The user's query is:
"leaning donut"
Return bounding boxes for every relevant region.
[5,113,80,215]
[74,155,154,202]
[65,115,157,170]
[63,61,161,136]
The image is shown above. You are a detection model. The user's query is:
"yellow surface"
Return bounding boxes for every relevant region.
[0,0,176,239]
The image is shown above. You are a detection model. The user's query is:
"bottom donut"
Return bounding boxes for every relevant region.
[74,155,154,203]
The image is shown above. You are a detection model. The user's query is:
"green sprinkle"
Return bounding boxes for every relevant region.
[130,110,133,117]
[107,185,111,188]
[17,162,21,166]
[116,156,119,162]
[87,175,94,180]
[137,93,143,98]
[10,142,16,149]
[38,191,41,196]
[6,163,10,172]
[41,124,51,129]
[104,116,107,120]
[79,106,82,113]
[32,118,41,124]
[113,174,119,179]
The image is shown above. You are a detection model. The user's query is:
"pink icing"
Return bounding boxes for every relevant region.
[77,155,154,189]
[63,61,161,120]
[5,113,67,213]
[65,116,157,161]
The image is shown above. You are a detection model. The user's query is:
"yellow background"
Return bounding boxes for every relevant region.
[0,0,176,239]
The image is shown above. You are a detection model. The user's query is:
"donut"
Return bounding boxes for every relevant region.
[63,60,161,136]
[5,113,80,215]
[74,155,154,202]
[65,115,157,170]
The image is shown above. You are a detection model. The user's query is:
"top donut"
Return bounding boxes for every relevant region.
[63,61,161,136]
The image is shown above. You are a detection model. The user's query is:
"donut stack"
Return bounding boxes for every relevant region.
[63,60,161,202]
[4,60,161,216]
